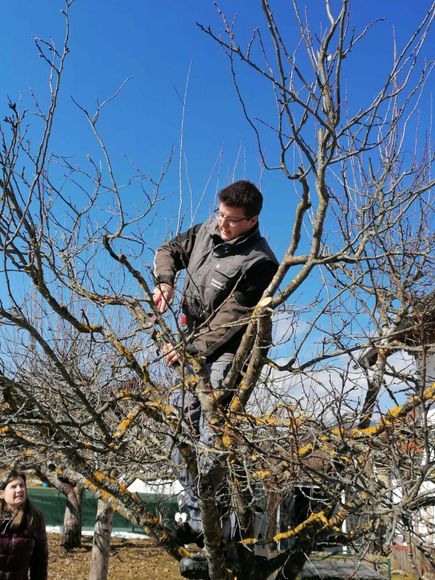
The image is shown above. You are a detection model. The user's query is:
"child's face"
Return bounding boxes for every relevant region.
[1,477,27,510]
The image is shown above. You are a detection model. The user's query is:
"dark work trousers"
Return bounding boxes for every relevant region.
[170,352,234,534]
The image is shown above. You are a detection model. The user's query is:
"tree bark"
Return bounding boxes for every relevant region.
[62,484,83,550]
[199,474,229,580]
[89,499,113,580]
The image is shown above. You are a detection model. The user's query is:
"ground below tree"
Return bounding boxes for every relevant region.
[48,534,182,579]
[47,533,419,579]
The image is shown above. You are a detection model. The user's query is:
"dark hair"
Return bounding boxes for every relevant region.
[0,469,27,491]
[218,180,263,217]
[0,469,40,532]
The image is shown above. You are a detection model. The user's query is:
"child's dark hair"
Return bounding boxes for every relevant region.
[218,180,263,217]
[0,468,40,531]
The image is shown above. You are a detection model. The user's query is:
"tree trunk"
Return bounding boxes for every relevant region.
[62,484,83,550]
[89,499,113,580]
[199,473,229,580]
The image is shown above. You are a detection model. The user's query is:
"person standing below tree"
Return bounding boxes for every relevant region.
[0,469,48,580]
[153,180,278,547]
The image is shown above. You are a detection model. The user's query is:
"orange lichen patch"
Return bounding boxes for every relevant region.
[273,511,337,543]
[252,469,273,480]
[253,385,435,482]
[346,385,435,440]
[114,421,131,438]
[381,384,434,421]
[91,471,129,495]
[231,412,302,428]
[82,483,115,509]
[229,400,243,414]
[0,426,10,434]
[252,460,289,480]
[305,385,435,461]
[95,489,114,504]
[145,401,177,419]
[239,509,338,547]
[118,389,134,400]
[114,409,142,438]
[239,536,259,546]
[160,404,176,416]
[222,433,236,448]
[89,472,104,483]
[117,482,129,495]
[297,442,314,457]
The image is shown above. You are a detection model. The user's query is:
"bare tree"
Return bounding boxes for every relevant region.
[36,466,84,550]
[0,1,433,579]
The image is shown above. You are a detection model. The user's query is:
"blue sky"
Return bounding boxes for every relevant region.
[1,1,432,256]
[0,1,432,403]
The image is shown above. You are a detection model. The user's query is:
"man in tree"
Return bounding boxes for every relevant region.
[153,180,278,545]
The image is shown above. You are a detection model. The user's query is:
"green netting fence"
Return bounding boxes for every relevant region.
[28,487,178,533]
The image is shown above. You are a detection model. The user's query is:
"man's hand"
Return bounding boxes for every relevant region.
[163,342,181,366]
[153,283,173,313]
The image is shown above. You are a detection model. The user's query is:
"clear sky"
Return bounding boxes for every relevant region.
[1,0,433,258]
[0,1,432,407]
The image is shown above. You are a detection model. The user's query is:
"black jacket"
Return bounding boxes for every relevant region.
[0,509,48,580]
[154,217,278,361]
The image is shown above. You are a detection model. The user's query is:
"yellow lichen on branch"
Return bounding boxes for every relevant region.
[251,384,435,481]
[92,471,130,495]
[146,399,176,414]
[232,412,302,429]
[118,389,134,400]
[240,507,339,547]
[112,340,136,363]
[114,408,144,439]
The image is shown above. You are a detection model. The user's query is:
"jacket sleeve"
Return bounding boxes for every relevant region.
[190,260,278,358]
[30,513,48,580]
[154,223,203,286]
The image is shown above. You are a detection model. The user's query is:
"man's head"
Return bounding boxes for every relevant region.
[217,180,262,241]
